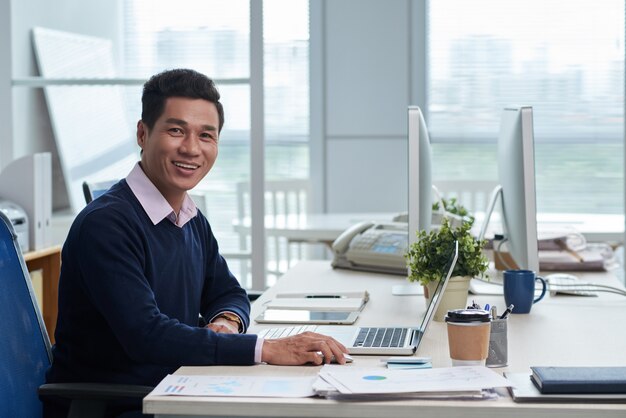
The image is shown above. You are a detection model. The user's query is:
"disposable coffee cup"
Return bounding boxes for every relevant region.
[445,309,491,366]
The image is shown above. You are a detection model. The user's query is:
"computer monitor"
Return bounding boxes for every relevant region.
[480,106,539,272]
[407,106,433,245]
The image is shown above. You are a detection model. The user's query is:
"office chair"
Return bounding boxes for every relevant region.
[82,180,118,204]
[0,211,151,417]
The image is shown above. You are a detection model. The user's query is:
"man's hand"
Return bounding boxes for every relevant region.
[261,331,349,365]
[207,317,239,334]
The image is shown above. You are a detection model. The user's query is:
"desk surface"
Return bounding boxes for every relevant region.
[144,261,626,418]
[233,212,625,244]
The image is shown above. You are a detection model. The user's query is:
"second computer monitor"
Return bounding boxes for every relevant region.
[407,106,433,245]
[497,106,539,272]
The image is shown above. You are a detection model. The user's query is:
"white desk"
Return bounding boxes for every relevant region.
[232,212,397,243]
[233,212,625,245]
[144,261,626,418]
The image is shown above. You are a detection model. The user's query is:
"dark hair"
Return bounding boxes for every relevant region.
[141,68,224,132]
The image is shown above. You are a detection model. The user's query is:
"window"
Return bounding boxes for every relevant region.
[122,0,310,285]
[428,0,624,214]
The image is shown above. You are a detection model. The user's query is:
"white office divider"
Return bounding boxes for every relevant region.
[32,27,137,212]
[0,152,52,251]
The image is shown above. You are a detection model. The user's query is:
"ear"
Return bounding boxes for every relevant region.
[136,120,147,149]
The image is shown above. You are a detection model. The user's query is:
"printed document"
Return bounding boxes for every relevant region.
[318,365,511,395]
[151,374,316,397]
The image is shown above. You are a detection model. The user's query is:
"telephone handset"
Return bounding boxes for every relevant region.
[331,221,408,276]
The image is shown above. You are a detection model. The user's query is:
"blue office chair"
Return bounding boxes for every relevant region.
[0,211,151,418]
[82,180,118,204]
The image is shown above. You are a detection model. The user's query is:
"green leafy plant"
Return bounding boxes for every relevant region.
[432,197,472,219]
[405,217,488,286]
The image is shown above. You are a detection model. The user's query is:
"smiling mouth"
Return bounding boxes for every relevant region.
[173,162,199,170]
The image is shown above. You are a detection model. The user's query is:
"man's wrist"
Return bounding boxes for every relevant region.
[212,312,243,333]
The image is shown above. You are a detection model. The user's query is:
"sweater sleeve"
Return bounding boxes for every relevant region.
[74,208,257,367]
[199,221,252,333]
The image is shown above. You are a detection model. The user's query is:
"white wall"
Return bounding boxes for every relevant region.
[10,0,121,210]
[311,0,424,213]
[0,0,13,169]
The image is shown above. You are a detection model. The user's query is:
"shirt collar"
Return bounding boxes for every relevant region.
[125,162,198,228]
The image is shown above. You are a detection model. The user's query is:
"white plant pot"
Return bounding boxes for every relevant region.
[425,275,471,322]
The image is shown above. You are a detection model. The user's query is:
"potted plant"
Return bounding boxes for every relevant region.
[405,217,488,321]
[431,197,474,228]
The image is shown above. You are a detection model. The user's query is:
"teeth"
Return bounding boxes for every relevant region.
[174,162,198,169]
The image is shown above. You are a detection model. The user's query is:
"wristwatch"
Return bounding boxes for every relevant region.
[214,312,243,333]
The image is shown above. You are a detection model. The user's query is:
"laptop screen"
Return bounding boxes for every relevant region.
[417,240,459,333]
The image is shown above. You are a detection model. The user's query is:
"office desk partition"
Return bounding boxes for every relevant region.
[144,261,626,418]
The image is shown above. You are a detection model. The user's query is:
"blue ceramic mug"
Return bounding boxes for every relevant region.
[503,270,547,314]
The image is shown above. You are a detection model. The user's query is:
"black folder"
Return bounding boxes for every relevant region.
[530,367,626,394]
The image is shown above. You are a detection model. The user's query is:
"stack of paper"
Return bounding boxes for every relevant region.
[314,365,511,400]
[265,290,369,311]
[539,249,605,271]
[151,374,317,398]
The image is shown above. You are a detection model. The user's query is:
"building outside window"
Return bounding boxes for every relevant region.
[428,0,624,215]
[122,0,310,285]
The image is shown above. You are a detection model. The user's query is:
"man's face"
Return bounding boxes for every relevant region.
[137,97,219,208]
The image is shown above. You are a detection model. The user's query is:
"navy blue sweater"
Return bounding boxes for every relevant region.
[47,181,256,386]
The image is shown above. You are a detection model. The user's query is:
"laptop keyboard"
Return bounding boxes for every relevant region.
[258,326,409,348]
[354,327,407,348]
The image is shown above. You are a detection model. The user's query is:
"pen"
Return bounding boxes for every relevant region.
[499,304,514,319]
[468,300,481,309]
[305,295,344,299]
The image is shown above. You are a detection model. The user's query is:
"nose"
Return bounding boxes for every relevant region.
[179,134,200,156]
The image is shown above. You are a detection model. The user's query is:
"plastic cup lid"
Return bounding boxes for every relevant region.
[445,309,491,323]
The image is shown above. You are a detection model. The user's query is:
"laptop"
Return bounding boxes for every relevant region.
[256,241,459,355]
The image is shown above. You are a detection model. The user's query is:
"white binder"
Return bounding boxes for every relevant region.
[0,153,53,251]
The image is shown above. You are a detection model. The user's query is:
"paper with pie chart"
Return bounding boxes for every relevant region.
[318,365,511,394]
[151,374,316,397]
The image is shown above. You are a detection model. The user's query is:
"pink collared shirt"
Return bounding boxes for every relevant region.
[125,162,264,363]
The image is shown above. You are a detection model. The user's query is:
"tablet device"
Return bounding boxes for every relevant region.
[255,309,359,325]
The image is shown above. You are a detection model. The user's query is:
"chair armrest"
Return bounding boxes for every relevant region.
[39,383,153,401]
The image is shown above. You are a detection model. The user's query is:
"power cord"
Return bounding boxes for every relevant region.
[494,237,516,270]
[546,282,626,297]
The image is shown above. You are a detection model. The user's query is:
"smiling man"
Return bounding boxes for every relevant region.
[44,69,347,418]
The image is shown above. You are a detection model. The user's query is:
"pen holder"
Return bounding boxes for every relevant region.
[486,318,507,368]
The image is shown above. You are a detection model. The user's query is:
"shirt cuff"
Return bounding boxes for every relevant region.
[254,337,264,363]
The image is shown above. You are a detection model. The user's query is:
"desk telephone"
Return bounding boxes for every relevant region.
[331,221,408,275]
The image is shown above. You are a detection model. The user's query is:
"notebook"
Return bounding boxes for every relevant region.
[256,241,459,355]
[531,366,626,394]
[505,372,626,402]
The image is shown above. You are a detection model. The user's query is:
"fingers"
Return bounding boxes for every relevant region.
[303,331,348,354]
[301,332,348,365]
[260,332,350,365]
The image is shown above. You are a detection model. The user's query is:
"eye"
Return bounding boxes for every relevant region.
[168,128,184,136]
[200,132,218,143]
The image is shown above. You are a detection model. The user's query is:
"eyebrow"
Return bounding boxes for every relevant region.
[165,118,217,132]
